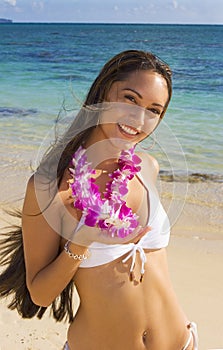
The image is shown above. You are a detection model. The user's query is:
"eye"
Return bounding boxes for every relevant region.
[148,108,162,116]
[125,95,136,103]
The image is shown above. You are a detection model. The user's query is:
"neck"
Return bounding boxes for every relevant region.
[84,139,121,169]
[95,161,119,174]
[84,134,135,170]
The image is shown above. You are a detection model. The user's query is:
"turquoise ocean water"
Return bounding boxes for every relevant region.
[0,23,223,192]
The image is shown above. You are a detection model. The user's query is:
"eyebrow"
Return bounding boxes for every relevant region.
[122,88,164,109]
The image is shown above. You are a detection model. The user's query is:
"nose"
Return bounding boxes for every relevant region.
[128,105,145,130]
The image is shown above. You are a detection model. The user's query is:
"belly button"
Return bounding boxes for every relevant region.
[142,330,147,344]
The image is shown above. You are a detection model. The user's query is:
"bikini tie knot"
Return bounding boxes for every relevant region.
[122,243,147,282]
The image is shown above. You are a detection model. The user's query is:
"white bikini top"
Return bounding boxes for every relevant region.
[78,170,170,277]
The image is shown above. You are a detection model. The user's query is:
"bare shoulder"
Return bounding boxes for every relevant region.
[25,173,35,190]
[22,173,63,236]
[23,174,40,214]
[136,151,159,184]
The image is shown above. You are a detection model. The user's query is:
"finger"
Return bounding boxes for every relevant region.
[71,223,151,246]
[130,226,151,244]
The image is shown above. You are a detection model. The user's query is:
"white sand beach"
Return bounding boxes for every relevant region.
[0,180,223,350]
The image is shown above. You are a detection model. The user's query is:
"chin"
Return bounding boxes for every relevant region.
[109,137,136,151]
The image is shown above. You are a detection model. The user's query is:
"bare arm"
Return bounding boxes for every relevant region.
[22,175,88,307]
[22,164,152,307]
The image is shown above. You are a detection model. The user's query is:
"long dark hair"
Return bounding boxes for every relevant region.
[0,50,172,322]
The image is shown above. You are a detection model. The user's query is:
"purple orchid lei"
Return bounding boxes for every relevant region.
[69,146,142,238]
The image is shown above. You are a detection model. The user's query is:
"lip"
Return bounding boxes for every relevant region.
[117,123,140,138]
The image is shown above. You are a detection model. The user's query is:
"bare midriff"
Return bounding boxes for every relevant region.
[67,248,190,350]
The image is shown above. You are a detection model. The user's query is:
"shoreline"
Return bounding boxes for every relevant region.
[1,106,222,182]
[159,171,223,184]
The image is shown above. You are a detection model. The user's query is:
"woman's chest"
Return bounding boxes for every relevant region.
[60,173,150,239]
[126,176,149,227]
[94,173,150,227]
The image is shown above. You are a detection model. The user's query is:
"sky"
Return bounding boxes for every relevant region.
[0,0,222,24]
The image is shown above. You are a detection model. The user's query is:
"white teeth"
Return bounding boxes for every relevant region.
[119,123,138,135]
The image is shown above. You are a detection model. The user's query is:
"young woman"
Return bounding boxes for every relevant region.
[0,50,198,349]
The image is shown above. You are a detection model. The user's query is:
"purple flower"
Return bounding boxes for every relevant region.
[68,145,142,237]
[84,207,100,227]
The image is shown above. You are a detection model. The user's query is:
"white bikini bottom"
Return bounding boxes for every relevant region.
[63,342,70,350]
[182,322,199,350]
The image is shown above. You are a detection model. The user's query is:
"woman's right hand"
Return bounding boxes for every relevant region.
[70,223,151,247]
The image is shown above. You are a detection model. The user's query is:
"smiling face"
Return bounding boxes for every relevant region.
[90,70,169,149]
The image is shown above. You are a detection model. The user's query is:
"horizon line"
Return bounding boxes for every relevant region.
[1,21,222,26]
